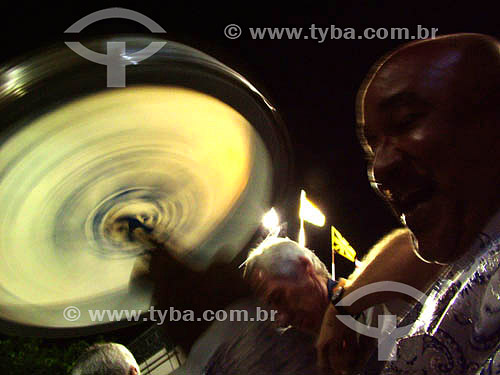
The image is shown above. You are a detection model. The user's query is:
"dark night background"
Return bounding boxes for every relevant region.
[0,2,498,370]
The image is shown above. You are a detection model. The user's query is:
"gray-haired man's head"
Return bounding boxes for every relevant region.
[244,237,331,334]
[71,343,140,375]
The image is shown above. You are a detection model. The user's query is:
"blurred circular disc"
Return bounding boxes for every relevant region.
[0,37,292,335]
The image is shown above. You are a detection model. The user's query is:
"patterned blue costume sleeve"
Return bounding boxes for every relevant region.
[362,211,500,375]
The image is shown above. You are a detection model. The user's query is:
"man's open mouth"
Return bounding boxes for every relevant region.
[392,183,437,217]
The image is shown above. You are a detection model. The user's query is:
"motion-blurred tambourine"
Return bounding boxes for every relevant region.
[0,37,292,336]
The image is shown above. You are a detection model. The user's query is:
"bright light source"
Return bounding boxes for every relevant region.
[299,190,325,227]
[262,207,279,231]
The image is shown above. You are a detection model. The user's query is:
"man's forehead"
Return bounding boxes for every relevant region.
[258,276,289,297]
[364,46,463,109]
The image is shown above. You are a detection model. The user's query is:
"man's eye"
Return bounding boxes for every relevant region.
[398,113,422,127]
[386,112,424,137]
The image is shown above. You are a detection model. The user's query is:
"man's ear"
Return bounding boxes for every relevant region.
[129,365,139,375]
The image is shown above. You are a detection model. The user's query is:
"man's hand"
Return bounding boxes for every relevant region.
[315,303,359,375]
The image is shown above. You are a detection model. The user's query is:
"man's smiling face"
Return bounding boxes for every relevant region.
[359,39,500,263]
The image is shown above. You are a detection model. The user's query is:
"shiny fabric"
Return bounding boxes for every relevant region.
[368,211,500,374]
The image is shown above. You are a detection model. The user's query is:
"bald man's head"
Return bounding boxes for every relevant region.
[357,34,500,263]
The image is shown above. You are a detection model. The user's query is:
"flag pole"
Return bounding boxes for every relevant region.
[330,226,336,280]
[298,218,305,247]
[331,249,336,280]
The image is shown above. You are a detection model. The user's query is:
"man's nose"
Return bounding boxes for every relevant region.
[370,138,403,196]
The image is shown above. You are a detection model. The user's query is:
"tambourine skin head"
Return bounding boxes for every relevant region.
[0,36,292,336]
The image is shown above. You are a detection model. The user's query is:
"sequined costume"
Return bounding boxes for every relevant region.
[364,211,500,374]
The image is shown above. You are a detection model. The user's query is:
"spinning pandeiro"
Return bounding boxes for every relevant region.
[0,37,291,335]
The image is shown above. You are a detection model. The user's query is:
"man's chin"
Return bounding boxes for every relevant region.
[413,242,445,264]
[404,197,464,264]
[410,225,459,264]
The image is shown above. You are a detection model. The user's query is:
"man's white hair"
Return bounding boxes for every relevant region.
[71,343,140,375]
[243,237,330,289]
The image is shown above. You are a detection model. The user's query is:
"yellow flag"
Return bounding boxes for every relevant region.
[331,226,356,262]
[299,190,325,227]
